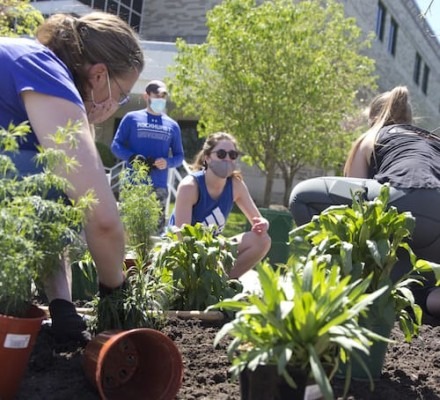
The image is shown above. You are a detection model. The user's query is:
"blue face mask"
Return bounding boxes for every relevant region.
[150,98,167,114]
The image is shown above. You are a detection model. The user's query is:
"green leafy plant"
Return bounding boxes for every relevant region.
[70,249,98,302]
[0,121,95,317]
[290,184,440,342]
[151,223,243,311]
[87,260,170,333]
[211,260,388,400]
[119,161,162,262]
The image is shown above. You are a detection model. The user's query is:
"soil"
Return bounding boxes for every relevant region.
[16,313,440,400]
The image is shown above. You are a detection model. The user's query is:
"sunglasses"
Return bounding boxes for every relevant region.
[212,149,240,160]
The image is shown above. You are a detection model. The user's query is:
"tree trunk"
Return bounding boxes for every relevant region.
[263,167,275,207]
[283,177,294,208]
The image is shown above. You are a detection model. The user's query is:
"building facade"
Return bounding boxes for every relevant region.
[31,0,440,204]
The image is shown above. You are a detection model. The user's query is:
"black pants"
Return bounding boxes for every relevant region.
[289,177,440,284]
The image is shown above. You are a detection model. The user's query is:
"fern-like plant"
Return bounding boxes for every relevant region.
[0,121,95,317]
[119,161,162,262]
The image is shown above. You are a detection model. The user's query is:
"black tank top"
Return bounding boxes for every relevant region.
[368,124,440,189]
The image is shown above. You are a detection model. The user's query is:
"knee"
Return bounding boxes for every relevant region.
[289,180,315,226]
[243,231,271,256]
[256,232,271,256]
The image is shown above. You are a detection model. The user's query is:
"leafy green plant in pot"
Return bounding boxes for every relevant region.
[151,223,243,311]
[118,161,162,266]
[0,121,94,399]
[289,184,440,380]
[211,259,388,400]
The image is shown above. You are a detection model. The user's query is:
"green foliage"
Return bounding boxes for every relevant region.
[0,0,44,37]
[88,262,169,333]
[119,162,162,262]
[151,223,243,311]
[211,260,388,400]
[95,141,116,168]
[169,0,377,205]
[290,184,440,342]
[0,122,95,317]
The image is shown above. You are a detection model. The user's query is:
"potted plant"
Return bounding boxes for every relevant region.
[118,160,162,266]
[0,121,94,399]
[289,184,440,380]
[151,223,243,311]
[211,259,388,400]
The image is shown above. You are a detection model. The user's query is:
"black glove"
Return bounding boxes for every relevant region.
[128,154,157,170]
[49,299,91,345]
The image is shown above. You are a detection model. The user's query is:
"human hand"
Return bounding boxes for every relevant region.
[251,216,269,234]
[154,158,167,170]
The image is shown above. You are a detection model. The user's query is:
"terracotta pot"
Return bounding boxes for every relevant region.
[83,328,183,400]
[0,305,46,400]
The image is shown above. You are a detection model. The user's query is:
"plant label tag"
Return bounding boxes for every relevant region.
[3,333,31,349]
[303,383,323,400]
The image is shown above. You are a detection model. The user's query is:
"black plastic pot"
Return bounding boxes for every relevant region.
[240,365,322,400]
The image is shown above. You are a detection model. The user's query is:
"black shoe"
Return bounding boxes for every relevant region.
[48,299,91,346]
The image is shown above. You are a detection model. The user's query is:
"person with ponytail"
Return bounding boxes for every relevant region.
[168,132,271,278]
[0,12,144,343]
[289,86,440,318]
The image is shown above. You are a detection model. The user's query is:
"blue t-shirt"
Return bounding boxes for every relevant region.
[111,110,184,189]
[169,170,234,234]
[0,37,84,151]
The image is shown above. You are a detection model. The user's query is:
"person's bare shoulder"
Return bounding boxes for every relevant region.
[177,174,198,203]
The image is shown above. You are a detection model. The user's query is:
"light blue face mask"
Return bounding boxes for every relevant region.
[150,98,167,114]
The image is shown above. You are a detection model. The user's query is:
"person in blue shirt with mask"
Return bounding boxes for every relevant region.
[0,12,144,344]
[169,132,271,278]
[111,80,184,233]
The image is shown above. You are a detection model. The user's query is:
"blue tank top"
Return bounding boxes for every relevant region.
[169,170,234,234]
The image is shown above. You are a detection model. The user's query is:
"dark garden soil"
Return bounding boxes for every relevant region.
[16,313,440,400]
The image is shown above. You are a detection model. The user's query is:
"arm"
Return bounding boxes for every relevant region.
[111,116,134,162]
[233,177,269,234]
[173,175,198,227]
[345,134,374,178]
[23,92,125,288]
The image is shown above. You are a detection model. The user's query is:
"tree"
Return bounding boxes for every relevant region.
[168,0,376,206]
[0,0,44,37]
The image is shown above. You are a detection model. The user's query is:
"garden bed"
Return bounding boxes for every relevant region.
[17,315,440,399]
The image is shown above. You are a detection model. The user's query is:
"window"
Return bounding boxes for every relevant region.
[375,2,386,42]
[387,18,398,55]
[422,64,430,95]
[413,53,422,85]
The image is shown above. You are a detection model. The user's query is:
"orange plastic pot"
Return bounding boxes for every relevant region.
[0,305,46,400]
[83,328,183,400]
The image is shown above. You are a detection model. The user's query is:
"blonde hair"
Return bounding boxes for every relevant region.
[344,86,412,176]
[36,12,144,99]
[192,132,242,179]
